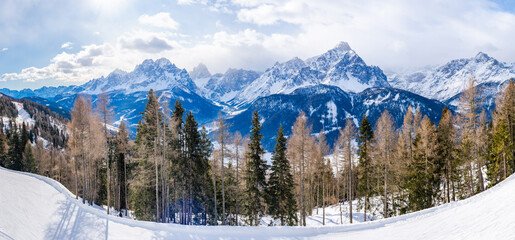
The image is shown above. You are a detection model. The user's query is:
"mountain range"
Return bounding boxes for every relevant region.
[1,42,513,150]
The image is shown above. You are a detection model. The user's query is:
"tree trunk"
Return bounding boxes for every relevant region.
[221,145,226,225]
[348,141,353,224]
[322,180,325,225]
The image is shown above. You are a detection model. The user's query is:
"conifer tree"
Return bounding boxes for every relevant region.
[114,122,130,216]
[170,100,185,223]
[243,110,267,226]
[7,126,21,170]
[132,89,163,221]
[487,79,515,184]
[22,141,37,173]
[406,116,440,211]
[357,115,374,221]
[200,126,214,225]
[436,107,457,202]
[0,130,7,167]
[266,125,298,226]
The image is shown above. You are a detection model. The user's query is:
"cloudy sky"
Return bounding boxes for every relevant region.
[1,0,515,90]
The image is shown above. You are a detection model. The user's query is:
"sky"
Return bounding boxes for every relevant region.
[1,0,515,90]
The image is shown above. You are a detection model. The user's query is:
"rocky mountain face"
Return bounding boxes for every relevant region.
[229,42,390,107]
[227,85,447,150]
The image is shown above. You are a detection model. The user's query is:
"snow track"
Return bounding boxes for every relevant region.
[1,166,515,239]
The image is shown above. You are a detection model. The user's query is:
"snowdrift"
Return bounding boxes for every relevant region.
[1,166,514,240]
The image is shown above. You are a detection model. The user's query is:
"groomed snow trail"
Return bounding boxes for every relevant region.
[1,167,515,240]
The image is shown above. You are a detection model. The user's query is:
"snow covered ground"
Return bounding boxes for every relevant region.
[1,166,515,240]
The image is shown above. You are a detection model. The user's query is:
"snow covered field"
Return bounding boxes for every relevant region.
[1,166,514,240]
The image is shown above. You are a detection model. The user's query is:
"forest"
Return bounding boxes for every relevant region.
[0,79,513,226]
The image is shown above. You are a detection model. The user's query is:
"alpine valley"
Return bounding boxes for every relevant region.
[1,42,513,150]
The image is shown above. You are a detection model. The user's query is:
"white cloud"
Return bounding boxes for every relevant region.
[138,12,179,30]
[232,0,515,70]
[1,47,7,52]
[60,42,73,49]
[4,0,515,87]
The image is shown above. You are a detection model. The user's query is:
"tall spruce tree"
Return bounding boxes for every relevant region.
[406,117,440,211]
[0,130,7,168]
[170,100,185,223]
[436,107,457,203]
[114,122,130,216]
[487,79,515,185]
[22,141,37,173]
[243,110,267,226]
[132,89,163,221]
[200,126,214,225]
[357,115,374,221]
[266,125,298,226]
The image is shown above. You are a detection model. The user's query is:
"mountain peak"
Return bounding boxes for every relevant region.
[334,41,352,51]
[189,63,211,79]
[474,52,492,62]
[136,58,176,72]
[155,57,173,68]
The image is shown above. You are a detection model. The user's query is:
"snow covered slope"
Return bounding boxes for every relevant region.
[2,166,515,239]
[388,52,515,101]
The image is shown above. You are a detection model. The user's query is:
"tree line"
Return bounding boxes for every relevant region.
[0,78,513,226]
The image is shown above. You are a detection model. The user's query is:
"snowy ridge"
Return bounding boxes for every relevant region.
[81,58,199,95]
[1,166,515,239]
[231,42,389,107]
[388,52,515,101]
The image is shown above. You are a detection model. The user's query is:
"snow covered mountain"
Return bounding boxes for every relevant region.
[230,42,390,107]
[2,163,515,239]
[195,67,261,103]
[0,58,221,136]
[388,52,515,101]
[82,58,199,95]
[228,85,446,150]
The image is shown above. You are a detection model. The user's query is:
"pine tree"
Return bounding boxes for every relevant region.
[184,111,204,225]
[6,126,21,170]
[114,122,130,216]
[170,100,185,223]
[357,115,374,221]
[132,89,163,221]
[0,130,7,168]
[200,126,214,225]
[232,131,243,226]
[22,141,37,173]
[243,110,267,226]
[487,79,515,184]
[405,116,440,211]
[436,107,457,203]
[266,125,298,226]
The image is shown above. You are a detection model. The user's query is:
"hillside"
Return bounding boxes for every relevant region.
[1,166,514,240]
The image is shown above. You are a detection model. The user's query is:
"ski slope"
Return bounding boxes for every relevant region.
[1,167,514,240]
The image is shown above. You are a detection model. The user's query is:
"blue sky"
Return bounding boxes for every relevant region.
[1,0,515,90]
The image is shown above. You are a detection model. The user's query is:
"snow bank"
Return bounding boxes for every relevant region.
[1,167,515,240]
